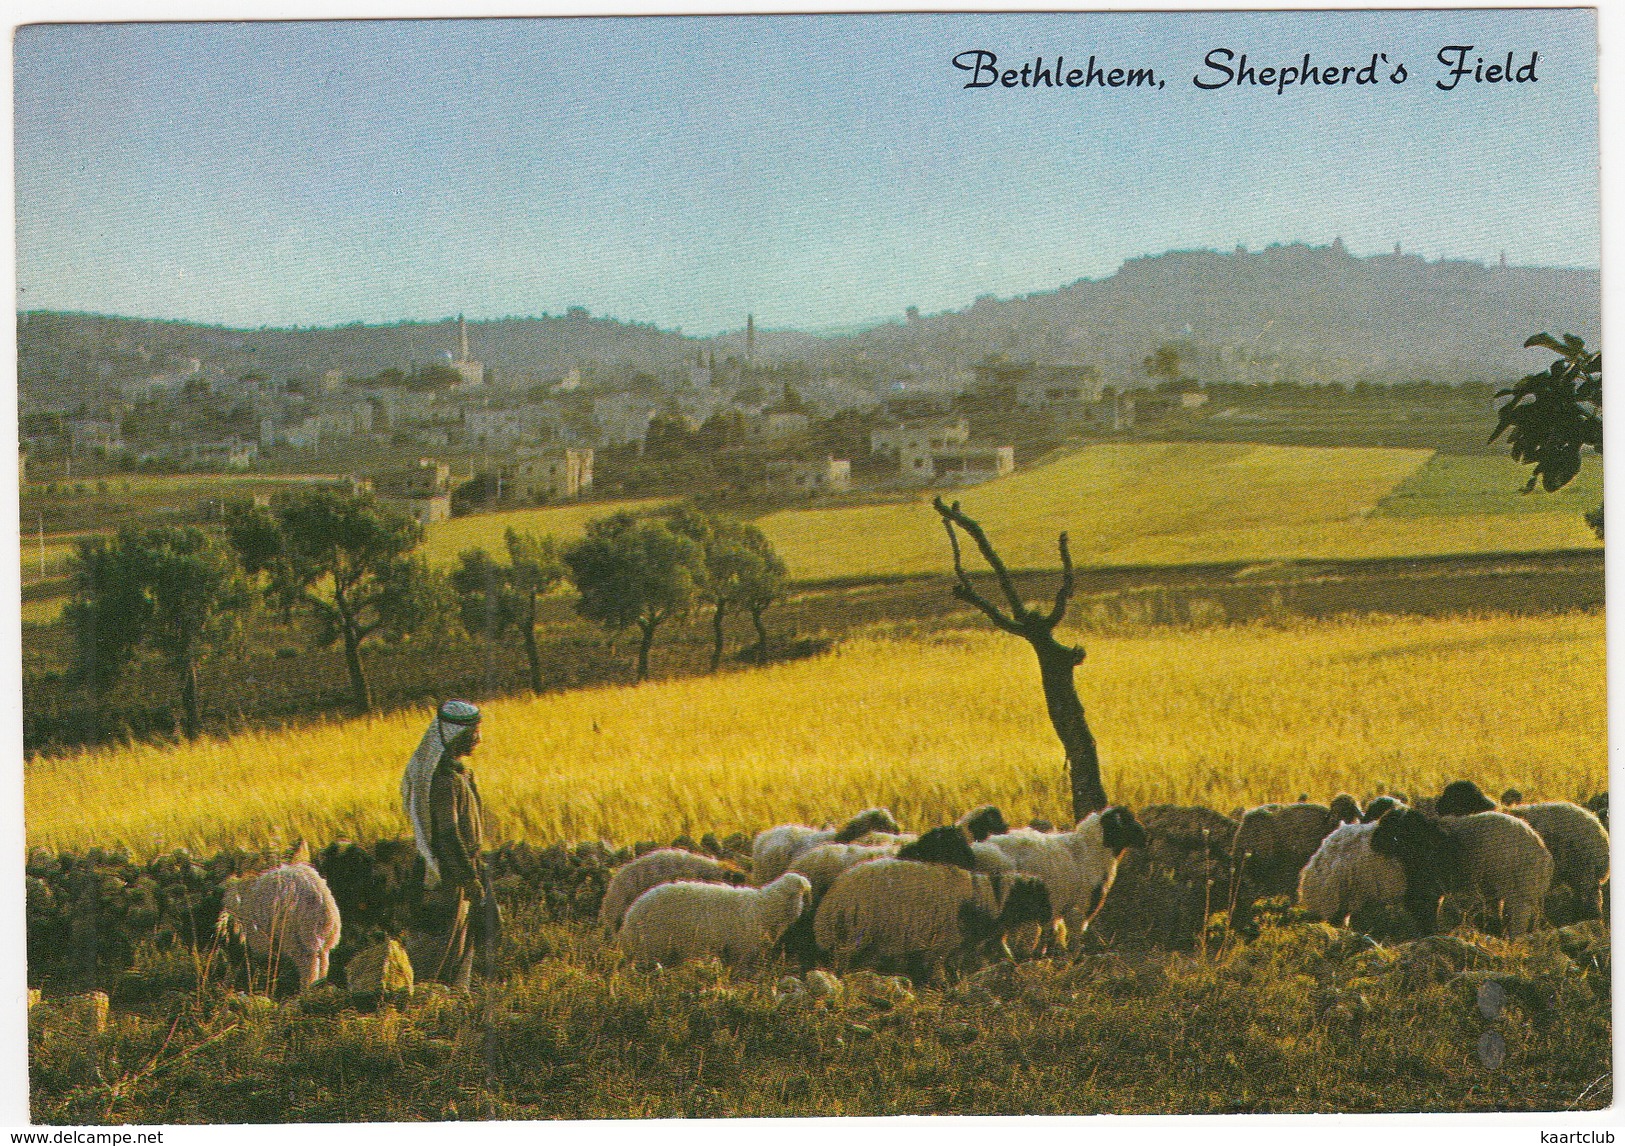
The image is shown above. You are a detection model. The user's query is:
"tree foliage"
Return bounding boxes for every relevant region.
[64,526,249,738]
[563,512,704,682]
[453,529,565,693]
[667,505,790,669]
[1490,333,1602,506]
[226,486,434,713]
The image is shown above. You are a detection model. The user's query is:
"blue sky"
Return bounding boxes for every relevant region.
[13,9,1600,335]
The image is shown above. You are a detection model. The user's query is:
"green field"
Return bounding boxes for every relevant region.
[750,444,1600,581]
[1376,453,1604,517]
[419,497,674,567]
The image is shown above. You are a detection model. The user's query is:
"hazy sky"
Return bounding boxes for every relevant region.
[13,9,1600,335]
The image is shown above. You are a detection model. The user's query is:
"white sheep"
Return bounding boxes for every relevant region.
[751,807,901,884]
[972,806,1147,954]
[1434,782,1609,919]
[1296,821,1406,927]
[216,862,342,990]
[1503,802,1609,918]
[598,848,746,936]
[812,857,1054,981]
[1371,808,1553,937]
[789,842,899,899]
[618,872,812,968]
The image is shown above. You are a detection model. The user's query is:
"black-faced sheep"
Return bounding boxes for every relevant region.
[316,838,424,935]
[812,857,1054,982]
[1371,807,1553,937]
[216,862,342,990]
[751,808,901,884]
[1296,821,1406,928]
[598,848,748,936]
[1360,795,1406,824]
[619,872,811,968]
[973,806,1146,954]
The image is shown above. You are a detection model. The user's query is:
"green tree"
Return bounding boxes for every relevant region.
[64,526,249,738]
[453,529,565,693]
[669,505,789,669]
[227,487,432,713]
[1490,333,1602,536]
[563,512,704,682]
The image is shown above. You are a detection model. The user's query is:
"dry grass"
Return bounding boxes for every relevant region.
[26,611,1604,857]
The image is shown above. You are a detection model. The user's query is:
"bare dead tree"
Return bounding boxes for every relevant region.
[933,497,1107,820]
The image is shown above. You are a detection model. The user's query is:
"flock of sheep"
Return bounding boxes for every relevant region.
[213,779,1608,992]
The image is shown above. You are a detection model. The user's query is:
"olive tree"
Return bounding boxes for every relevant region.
[563,512,705,683]
[453,528,565,693]
[227,486,435,713]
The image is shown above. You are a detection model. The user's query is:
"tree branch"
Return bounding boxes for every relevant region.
[1044,531,1078,630]
[950,582,1027,636]
[933,497,1029,623]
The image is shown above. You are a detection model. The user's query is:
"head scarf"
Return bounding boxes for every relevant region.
[402,700,481,887]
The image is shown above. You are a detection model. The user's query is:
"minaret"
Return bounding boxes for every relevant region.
[459,314,470,362]
[1499,250,1508,269]
[746,314,756,362]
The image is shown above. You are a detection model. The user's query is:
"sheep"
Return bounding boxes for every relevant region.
[781,825,981,968]
[1328,793,1363,825]
[812,857,1054,982]
[1434,782,1610,918]
[751,808,901,884]
[852,805,1010,850]
[1360,795,1406,824]
[1229,802,1343,925]
[599,848,747,936]
[1370,808,1553,937]
[316,838,424,935]
[896,825,978,868]
[619,872,811,968]
[1296,821,1407,928]
[1502,802,1609,919]
[789,842,898,900]
[1587,792,1609,831]
[216,862,342,990]
[973,806,1147,954]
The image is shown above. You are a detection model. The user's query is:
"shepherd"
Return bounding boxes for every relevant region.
[401,699,498,989]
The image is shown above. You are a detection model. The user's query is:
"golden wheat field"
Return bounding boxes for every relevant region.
[749,444,1602,581]
[25,611,1605,857]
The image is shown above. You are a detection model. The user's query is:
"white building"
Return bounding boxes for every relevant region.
[511,446,594,502]
[899,443,1015,485]
[768,456,851,495]
[870,417,970,457]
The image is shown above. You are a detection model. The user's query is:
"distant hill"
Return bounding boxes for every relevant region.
[748,241,1599,389]
[18,241,1599,410]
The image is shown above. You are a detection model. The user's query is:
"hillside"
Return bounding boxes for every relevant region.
[18,242,1600,411]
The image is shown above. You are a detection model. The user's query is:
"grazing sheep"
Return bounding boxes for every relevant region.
[599,848,747,936]
[813,858,1054,982]
[1587,792,1609,831]
[1501,788,1524,807]
[619,872,811,968]
[781,825,983,968]
[1371,808,1553,937]
[216,862,342,990]
[1328,793,1363,825]
[751,808,901,884]
[789,842,898,899]
[1296,821,1406,928]
[1360,795,1406,824]
[1230,802,1342,924]
[1502,802,1609,919]
[974,806,1147,954]
[1433,782,1610,919]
